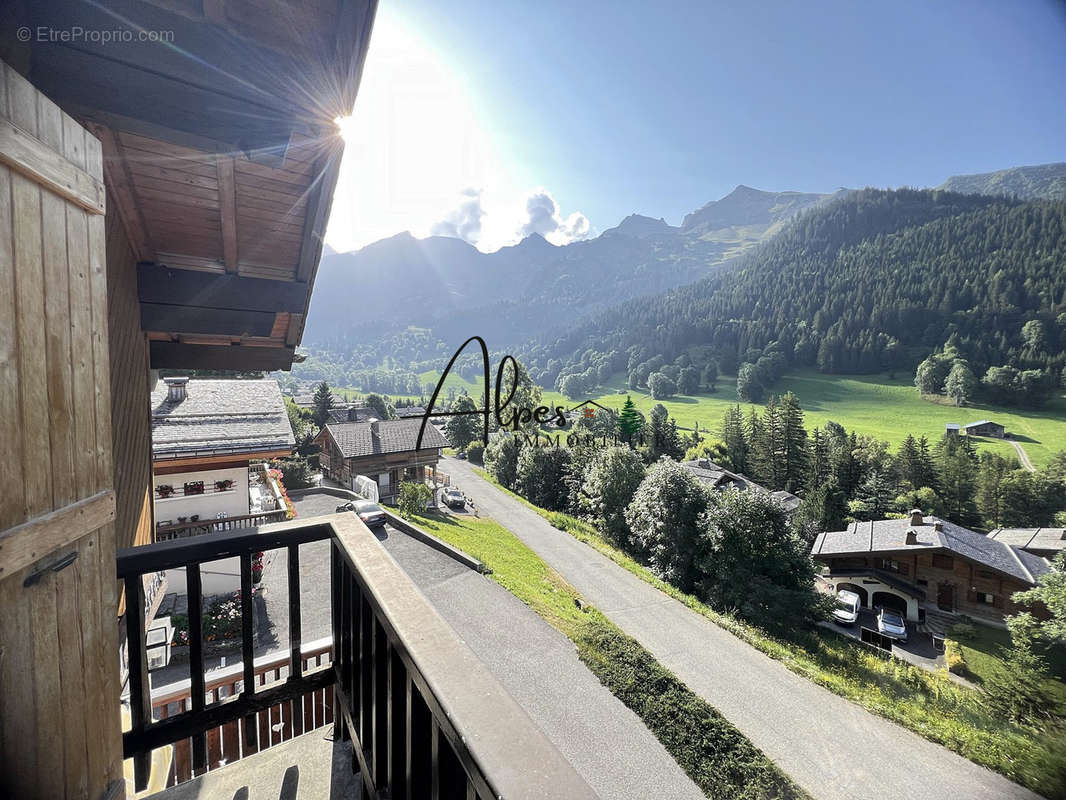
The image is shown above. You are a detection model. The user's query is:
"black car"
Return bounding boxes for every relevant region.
[336,499,387,527]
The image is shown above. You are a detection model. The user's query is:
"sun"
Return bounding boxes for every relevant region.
[334,114,358,143]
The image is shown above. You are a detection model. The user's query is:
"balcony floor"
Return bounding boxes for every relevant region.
[151,727,358,800]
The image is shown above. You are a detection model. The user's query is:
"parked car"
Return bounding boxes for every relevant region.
[442,488,465,509]
[336,499,387,528]
[876,607,908,643]
[456,451,468,460]
[832,589,861,626]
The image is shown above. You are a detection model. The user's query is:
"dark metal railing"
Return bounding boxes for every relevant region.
[154,509,288,541]
[119,514,596,799]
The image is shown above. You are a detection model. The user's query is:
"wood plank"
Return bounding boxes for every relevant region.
[5,63,38,134]
[0,490,116,580]
[56,533,92,799]
[129,172,221,202]
[235,181,307,208]
[296,139,343,281]
[138,262,309,312]
[0,165,25,530]
[66,174,96,500]
[141,303,279,338]
[135,184,220,209]
[149,341,297,370]
[0,558,36,796]
[217,155,239,271]
[127,161,219,189]
[12,172,52,517]
[90,123,154,261]
[0,119,105,214]
[29,567,65,799]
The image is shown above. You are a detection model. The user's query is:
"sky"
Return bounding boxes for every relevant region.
[324,0,1066,254]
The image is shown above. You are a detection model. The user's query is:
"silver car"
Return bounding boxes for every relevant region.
[876,607,908,643]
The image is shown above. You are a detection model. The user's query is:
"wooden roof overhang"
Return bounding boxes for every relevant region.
[1,0,377,370]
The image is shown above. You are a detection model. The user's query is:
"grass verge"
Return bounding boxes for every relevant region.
[473,468,1066,799]
[406,509,807,800]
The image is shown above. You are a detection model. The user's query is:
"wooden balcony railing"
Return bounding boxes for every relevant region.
[118,513,596,799]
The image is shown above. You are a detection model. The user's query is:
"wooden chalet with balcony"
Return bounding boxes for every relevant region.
[0,3,594,799]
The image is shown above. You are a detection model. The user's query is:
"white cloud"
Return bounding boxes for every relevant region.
[430,188,485,244]
[518,189,592,245]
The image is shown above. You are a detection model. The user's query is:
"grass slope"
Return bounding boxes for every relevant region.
[473,469,1066,798]
[404,510,806,800]
[415,368,1066,467]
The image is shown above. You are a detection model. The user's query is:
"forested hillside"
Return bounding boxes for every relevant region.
[527,189,1066,394]
[938,162,1066,201]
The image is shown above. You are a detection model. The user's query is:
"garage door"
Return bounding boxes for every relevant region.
[872,591,907,614]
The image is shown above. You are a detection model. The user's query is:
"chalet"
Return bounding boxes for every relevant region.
[0,3,590,798]
[681,459,802,514]
[987,528,1066,560]
[317,418,449,502]
[964,420,1005,438]
[813,509,1054,625]
[945,423,960,436]
[151,377,294,540]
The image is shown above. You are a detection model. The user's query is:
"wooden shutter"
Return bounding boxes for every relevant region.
[0,63,123,800]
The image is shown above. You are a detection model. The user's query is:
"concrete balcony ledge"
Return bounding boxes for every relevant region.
[149,727,358,800]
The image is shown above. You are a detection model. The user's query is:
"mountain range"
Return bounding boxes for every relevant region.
[295,162,1066,389]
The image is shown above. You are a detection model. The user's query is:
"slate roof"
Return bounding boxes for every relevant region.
[324,418,448,458]
[987,528,1066,556]
[151,379,294,460]
[395,406,427,418]
[965,420,1002,430]
[680,459,801,511]
[812,515,1053,585]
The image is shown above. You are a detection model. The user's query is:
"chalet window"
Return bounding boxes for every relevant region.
[183,481,205,496]
[874,558,909,576]
[976,592,995,605]
[932,554,954,570]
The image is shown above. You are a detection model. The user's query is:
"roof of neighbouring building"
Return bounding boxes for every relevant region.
[965,420,1001,428]
[945,423,960,430]
[680,459,801,511]
[323,418,448,458]
[812,516,1053,585]
[395,406,427,418]
[987,528,1066,556]
[151,378,294,460]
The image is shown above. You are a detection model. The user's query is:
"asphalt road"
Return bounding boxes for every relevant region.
[277,493,704,800]
[442,457,1043,800]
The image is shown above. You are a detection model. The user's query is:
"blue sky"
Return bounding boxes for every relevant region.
[326,0,1066,252]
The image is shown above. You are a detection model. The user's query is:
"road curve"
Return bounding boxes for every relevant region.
[442,457,1043,800]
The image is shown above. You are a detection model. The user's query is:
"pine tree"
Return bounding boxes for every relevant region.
[779,392,808,493]
[312,381,335,429]
[617,395,644,445]
[720,405,749,472]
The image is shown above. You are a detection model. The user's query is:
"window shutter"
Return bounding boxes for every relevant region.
[967,589,977,603]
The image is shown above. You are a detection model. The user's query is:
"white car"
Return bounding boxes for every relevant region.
[832,590,861,626]
[876,607,909,643]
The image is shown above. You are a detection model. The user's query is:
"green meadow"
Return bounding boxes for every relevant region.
[410,368,1066,468]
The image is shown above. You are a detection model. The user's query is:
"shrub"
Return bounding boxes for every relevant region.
[944,639,969,676]
[397,482,432,519]
[484,433,520,489]
[273,456,314,489]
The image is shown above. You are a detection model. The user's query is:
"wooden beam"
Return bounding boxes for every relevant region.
[295,137,344,283]
[0,118,105,214]
[140,302,278,337]
[138,262,308,312]
[149,340,296,371]
[0,491,116,580]
[89,123,154,261]
[216,155,239,271]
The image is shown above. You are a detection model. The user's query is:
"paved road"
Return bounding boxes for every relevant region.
[1010,439,1036,472]
[442,457,1042,800]
[277,493,703,800]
